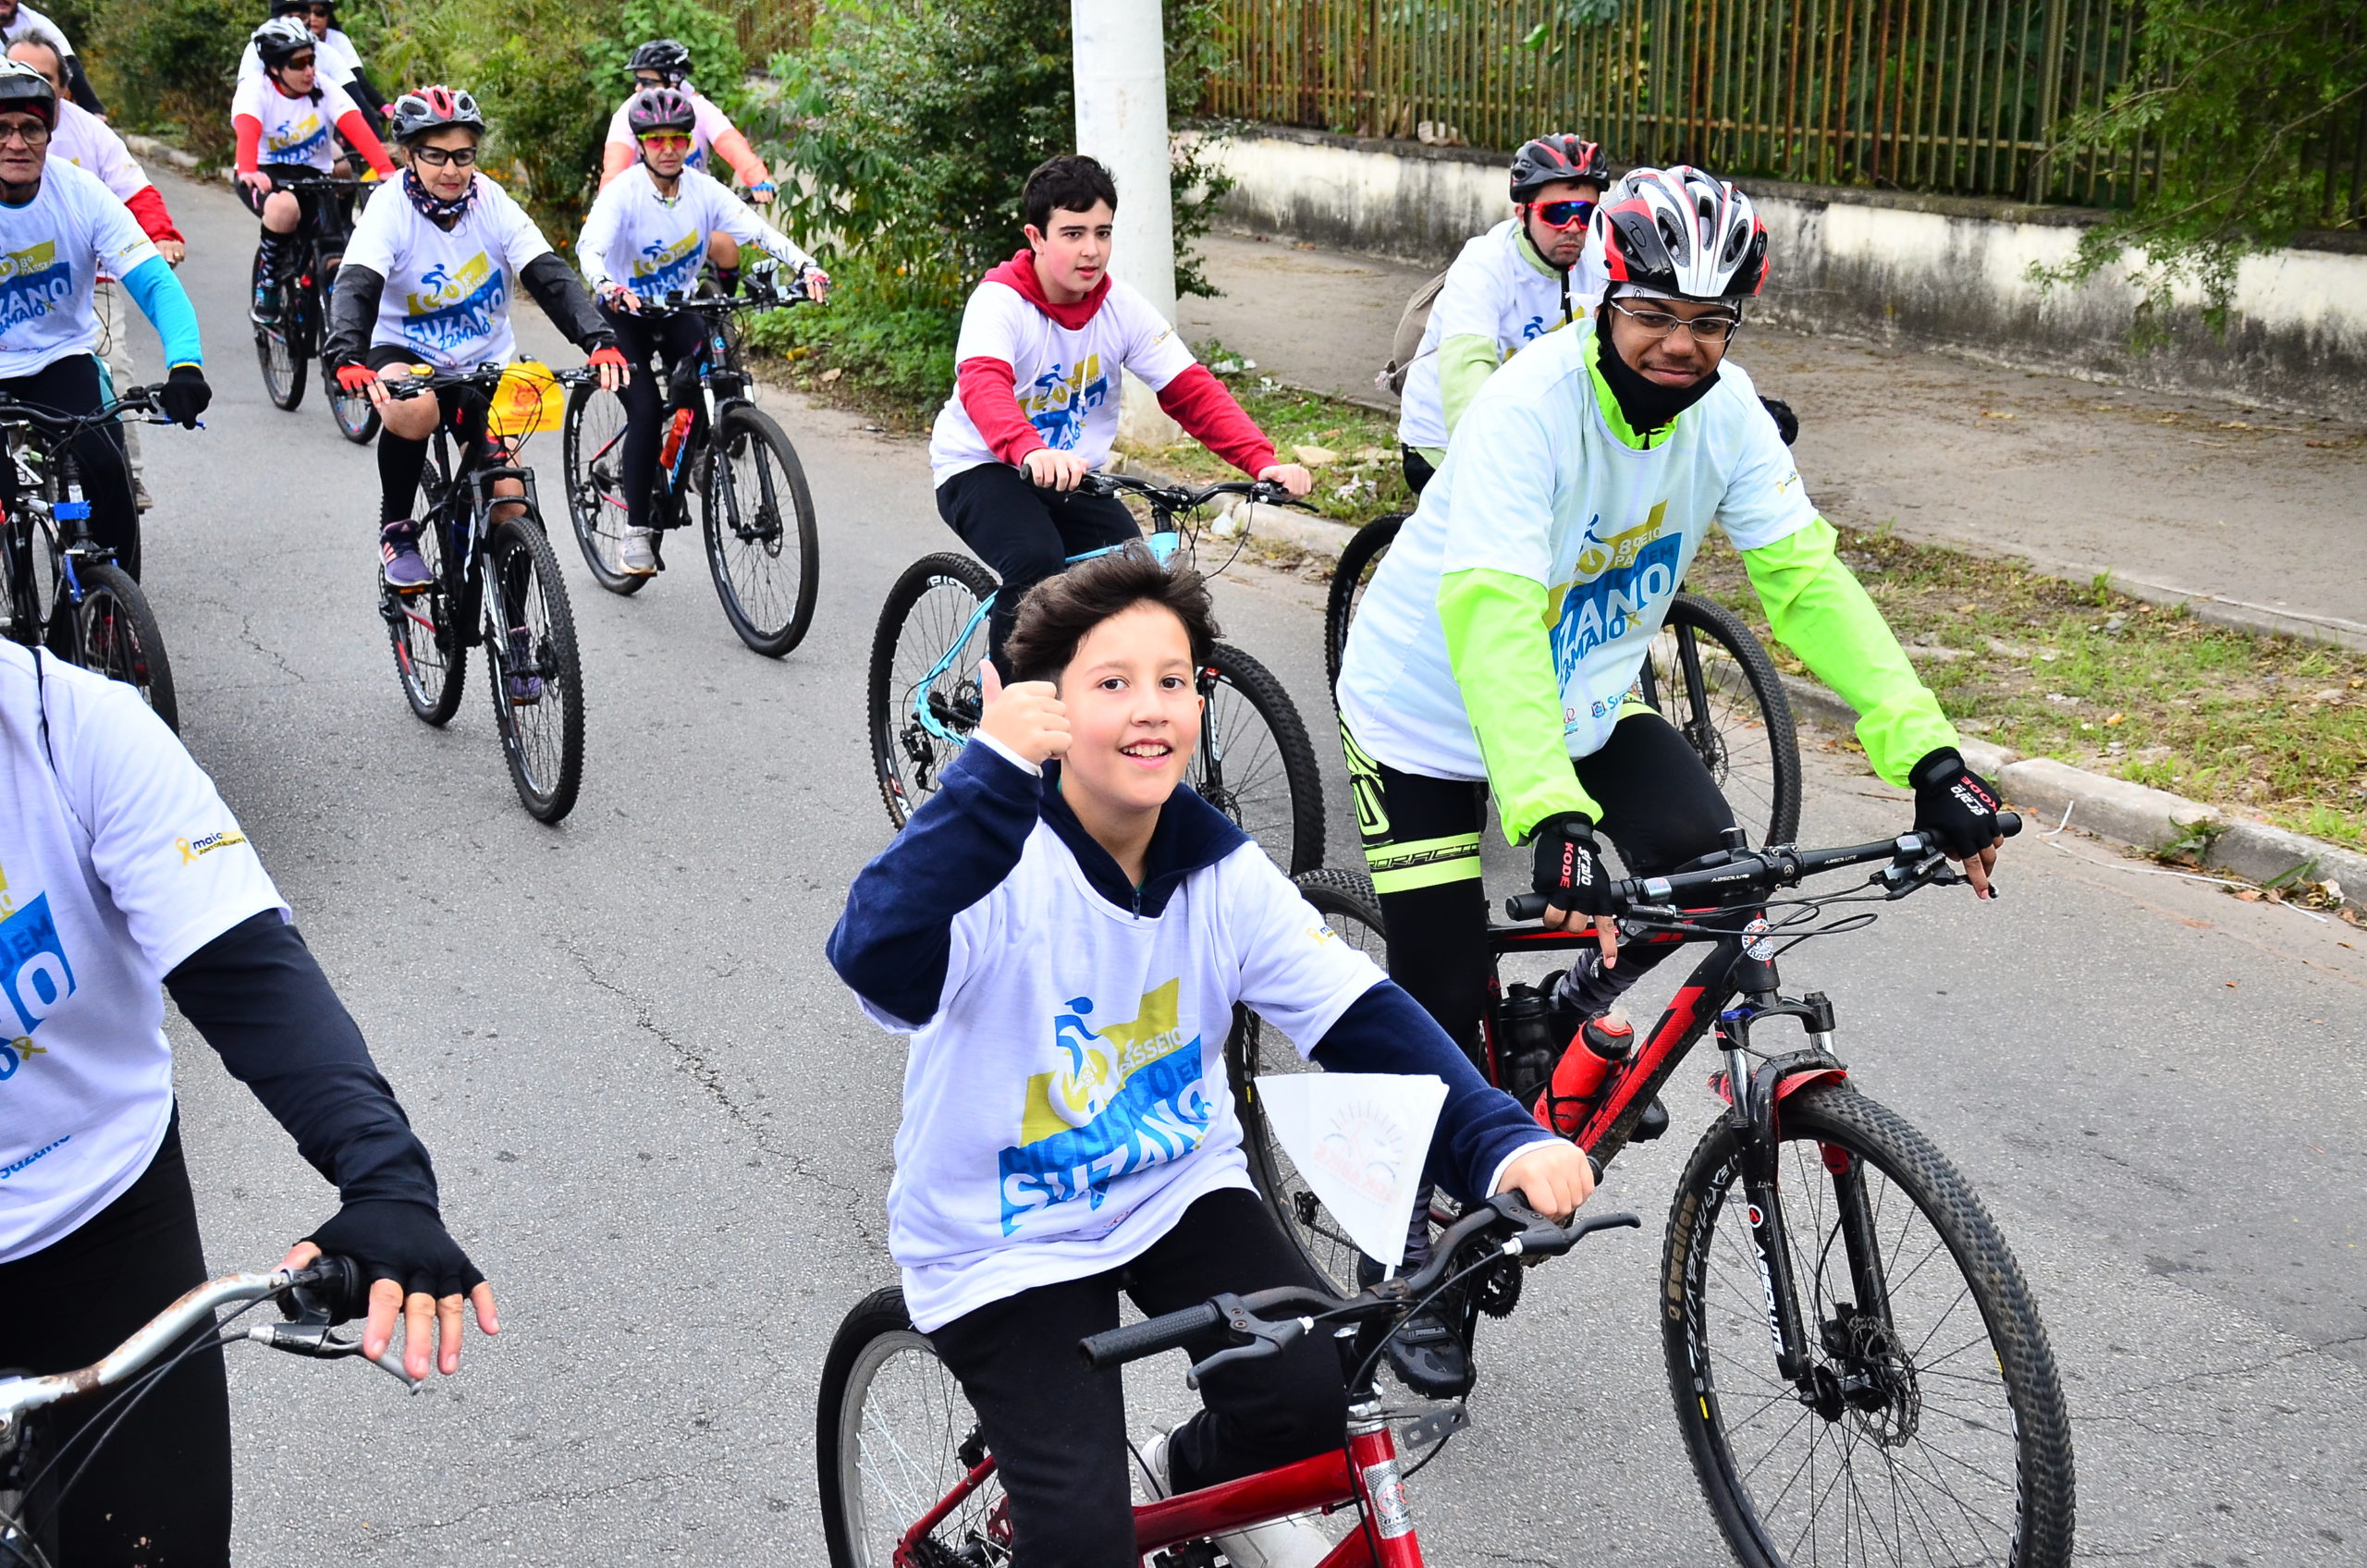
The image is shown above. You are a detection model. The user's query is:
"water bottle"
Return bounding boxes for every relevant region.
[1532,1010,1635,1136]
[658,408,695,472]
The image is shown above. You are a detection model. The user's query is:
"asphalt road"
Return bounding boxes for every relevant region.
[127,166,2367,1565]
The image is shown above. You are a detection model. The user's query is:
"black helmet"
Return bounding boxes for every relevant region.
[1509,135,1611,202]
[0,59,55,129]
[251,17,315,64]
[627,39,691,80]
[389,84,485,144]
[625,88,697,139]
[267,0,325,16]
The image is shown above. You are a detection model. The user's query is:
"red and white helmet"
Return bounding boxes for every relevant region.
[1583,165,1769,302]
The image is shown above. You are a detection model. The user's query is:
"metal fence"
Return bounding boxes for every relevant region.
[1205,0,2365,223]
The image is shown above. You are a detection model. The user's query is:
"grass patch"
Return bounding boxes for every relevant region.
[1138,343,1414,521]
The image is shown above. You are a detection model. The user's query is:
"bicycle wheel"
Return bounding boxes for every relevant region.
[817,1285,1011,1568]
[251,253,306,411]
[483,514,585,823]
[383,510,465,726]
[703,403,819,655]
[1649,593,1802,847]
[1228,866,1389,1295]
[1324,512,1403,691]
[1663,1084,2074,1568]
[1196,643,1324,875]
[560,380,645,596]
[868,552,997,830]
[68,562,178,732]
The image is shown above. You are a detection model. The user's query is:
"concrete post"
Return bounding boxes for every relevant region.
[1072,0,1183,450]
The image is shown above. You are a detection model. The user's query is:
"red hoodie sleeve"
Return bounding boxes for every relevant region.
[1156,363,1278,477]
[956,357,1047,466]
[124,186,183,247]
[336,109,397,178]
[234,116,262,176]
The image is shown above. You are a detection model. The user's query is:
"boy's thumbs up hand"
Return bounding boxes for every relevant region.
[978,663,1070,766]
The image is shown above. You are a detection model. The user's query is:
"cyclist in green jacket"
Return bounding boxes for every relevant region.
[1334,165,2004,1393]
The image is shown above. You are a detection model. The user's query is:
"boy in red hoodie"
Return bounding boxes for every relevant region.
[927,153,1313,673]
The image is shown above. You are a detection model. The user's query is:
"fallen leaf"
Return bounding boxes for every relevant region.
[819,366,843,384]
[2225,979,2239,986]
[1955,602,1979,613]
[2104,713,2125,726]
[2234,889,2263,902]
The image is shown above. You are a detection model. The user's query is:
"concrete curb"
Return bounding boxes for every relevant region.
[122,134,202,175]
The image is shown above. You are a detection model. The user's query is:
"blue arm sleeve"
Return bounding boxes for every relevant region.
[1311,981,1557,1205]
[827,741,1041,1027]
[121,253,202,370]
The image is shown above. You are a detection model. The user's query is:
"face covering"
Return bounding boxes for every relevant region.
[1593,298,1723,435]
[401,165,478,226]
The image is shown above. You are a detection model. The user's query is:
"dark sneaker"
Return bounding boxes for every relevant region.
[379,520,432,591]
[504,627,544,705]
[1358,1253,1473,1399]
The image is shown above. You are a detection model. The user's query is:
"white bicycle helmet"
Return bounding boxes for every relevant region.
[1583,165,1769,301]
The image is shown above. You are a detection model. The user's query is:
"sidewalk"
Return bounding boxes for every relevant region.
[1176,229,2367,650]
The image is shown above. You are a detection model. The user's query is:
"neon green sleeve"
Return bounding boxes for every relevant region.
[1440,566,1601,843]
[1740,519,1959,786]
[1437,333,1502,438]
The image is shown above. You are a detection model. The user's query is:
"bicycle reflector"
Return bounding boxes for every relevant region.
[488,362,564,436]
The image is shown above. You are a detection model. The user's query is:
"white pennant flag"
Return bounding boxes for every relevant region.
[1254,1072,1447,1270]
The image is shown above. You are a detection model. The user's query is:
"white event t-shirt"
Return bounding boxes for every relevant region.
[1398,218,1607,452]
[0,645,286,1264]
[1340,322,1817,780]
[603,92,737,178]
[926,275,1196,488]
[574,165,813,300]
[341,172,552,369]
[231,73,362,174]
[48,102,147,204]
[0,160,157,378]
[868,820,1381,1331]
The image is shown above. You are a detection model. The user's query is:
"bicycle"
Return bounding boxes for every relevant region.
[1,1255,411,1566]
[816,1192,1637,1568]
[247,168,381,446]
[1324,511,1801,847]
[0,386,179,729]
[560,274,820,656]
[868,471,1328,873]
[375,363,588,823]
[1231,814,2074,1566]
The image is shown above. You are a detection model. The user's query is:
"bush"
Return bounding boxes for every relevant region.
[85,0,252,158]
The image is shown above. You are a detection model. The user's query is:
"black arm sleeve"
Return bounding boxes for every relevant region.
[325,261,385,369]
[65,55,105,118]
[165,911,440,1210]
[521,251,616,351]
[344,67,388,136]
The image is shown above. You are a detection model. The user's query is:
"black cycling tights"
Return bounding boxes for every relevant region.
[369,345,499,527]
[600,300,706,534]
[0,1113,232,1566]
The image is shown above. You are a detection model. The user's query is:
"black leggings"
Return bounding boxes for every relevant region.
[0,1113,231,1566]
[934,460,1138,677]
[0,354,139,578]
[927,1187,1346,1568]
[1343,710,1737,1059]
[368,342,499,526]
[600,301,705,533]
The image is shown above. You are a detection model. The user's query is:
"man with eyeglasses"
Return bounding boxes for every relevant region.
[595,39,779,293]
[237,0,389,137]
[0,0,101,115]
[1393,135,1610,497]
[233,16,394,325]
[1334,166,2003,1398]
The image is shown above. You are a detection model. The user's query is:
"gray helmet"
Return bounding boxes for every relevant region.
[251,17,317,65]
[0,57,57,128]
[388,83,485,144]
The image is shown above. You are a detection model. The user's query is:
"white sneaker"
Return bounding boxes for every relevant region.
[1136,1429,1331,1568]
[619,528,657,575]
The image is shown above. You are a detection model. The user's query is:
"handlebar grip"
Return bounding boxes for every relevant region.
[284,1255,369,1325]
[1078,1302,1224,1371]
[1504,891,1551,922]
[1996,810,2021,839]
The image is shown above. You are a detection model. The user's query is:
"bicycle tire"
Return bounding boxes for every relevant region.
[559,380,646,596]
[1196,642,1325,875]
[68,562,178,732]
[816,1284,1009,1568]
[1663,1083,2074,1568]
[1652,593,1802,847]
[483,514,585,823]
[703,402,819,655]
[327,355,379,444]
[384,512,465,726]
[1323,512,1404,691]
[251,252,306,411]
[1228,866,1390,1295]
[867,552,997,831]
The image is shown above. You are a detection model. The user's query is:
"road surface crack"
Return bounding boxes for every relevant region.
[239,610,308,685]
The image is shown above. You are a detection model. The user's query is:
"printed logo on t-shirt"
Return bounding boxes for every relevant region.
[996,977,1214,1234]
[1519,313,1549,342]
[0,240,72,332]
[401,253,508,353]
[1547,500,1681,684]
[631,229,701,296]
[268,112,328,161]
[0,892,74,1079]
[1023,354,1110,451]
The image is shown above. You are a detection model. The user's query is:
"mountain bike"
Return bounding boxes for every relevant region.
[1231,815,2073,1567]
[0,386,179,729]
[1325,511,1800,847]
[375,363,587,823]
[816,1193,1637,1568]
[559,276,819,656]
[1,1255,411,1566]
[247,168,380,445]
[868,472,1327,873]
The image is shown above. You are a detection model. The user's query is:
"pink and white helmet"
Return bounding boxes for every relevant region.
[1582,165,1770,302]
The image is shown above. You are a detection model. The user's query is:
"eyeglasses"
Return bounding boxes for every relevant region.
[409,144,478,167]
[637,132,691,152]
[1605,298,1742,343]
[0,120,51,149]
[1531,198,1596,229]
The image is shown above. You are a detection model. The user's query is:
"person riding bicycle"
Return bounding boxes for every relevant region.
[596,39,776,293]
[0,61,207,581]
[1334,165,2005,1393]
[325,85,627,627]
[829,547,1593,1568]
[233,15,394,325]
[931,153,1313,676]
[0,0,98,115]
[1395,134,1609,496]
[576,85,828,577]
[238,0,391,137]
[0,642,497,1565]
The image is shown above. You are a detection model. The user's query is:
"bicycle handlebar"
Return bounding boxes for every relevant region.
[373,362,602,400]
[1065,471,1299,513]
[0,384,186,436]
[1502,811,2024,924]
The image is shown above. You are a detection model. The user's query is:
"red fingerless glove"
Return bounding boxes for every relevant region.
[335,363,378,394]
[587,346,629,372]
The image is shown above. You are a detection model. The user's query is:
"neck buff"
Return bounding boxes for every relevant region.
[1592,299,1722,435]
[401,166,477,227]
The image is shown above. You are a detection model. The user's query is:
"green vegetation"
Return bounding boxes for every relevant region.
[1147,348,1413,521]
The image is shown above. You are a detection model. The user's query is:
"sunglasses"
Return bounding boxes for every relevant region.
[283,54,316,69]
[410,144,478,167]
[637,132,691,152]
[1530,198,1597,229]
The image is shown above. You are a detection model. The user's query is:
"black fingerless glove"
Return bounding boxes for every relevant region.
[1759,396,1798,446]
[1531,812,1612,919]
[158,364,212,429]
[307,1198,485,1304]
[1909,747,2002,858]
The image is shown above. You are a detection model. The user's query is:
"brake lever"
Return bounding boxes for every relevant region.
[244,1322,422,1390]
[1182,1292,1306,1390]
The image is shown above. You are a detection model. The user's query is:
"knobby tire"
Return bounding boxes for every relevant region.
[560,381,646,597]
[1197,643,1325,875]
[703,403,818,656]
[867,552,997,831]
[484,515,585,823]
[1323,512,1404,691]
[70,562,178,732]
